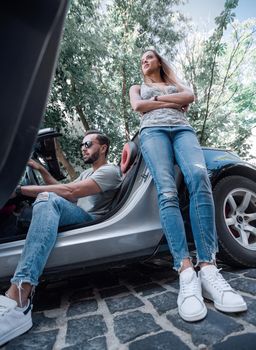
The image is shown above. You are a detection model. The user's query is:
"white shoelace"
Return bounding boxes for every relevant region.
[180,273,200,297]
[204,268,232,292]
[0,304,10,317]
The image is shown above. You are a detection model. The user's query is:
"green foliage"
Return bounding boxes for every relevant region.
[44,0,187,171]
[178,2,256,158]
[44,0,256,173]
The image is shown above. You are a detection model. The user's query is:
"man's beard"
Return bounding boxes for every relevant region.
[83,150,100,164]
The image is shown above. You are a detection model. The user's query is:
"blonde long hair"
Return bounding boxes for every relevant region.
[142,50,179,86]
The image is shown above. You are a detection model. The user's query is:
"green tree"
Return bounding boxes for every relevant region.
[44,0,108,176]
[177,1,256,157]
[44,0,188,176]
[95,0,188,142]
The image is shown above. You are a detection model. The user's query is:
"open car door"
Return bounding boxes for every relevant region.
[0,0,69,208]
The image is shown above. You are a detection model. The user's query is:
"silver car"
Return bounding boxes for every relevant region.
[1,2,256,280]
[1,128,256,280]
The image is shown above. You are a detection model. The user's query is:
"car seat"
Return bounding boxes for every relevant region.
[120,141,138,175]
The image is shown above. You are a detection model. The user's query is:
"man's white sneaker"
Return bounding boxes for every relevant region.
[177,267,207,322]
[199,265,247,313]
[0,295,32,346]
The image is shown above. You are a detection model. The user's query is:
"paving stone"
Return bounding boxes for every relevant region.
[164,278,179,291]
[6,330,58,350]
[220,270,240,281]
[67,299,98,317]
[148,291,177,315]
[118,271,152,286]
[229,278,256,295]
[239,297,256,326]
[64,336,107,350]
[4,261,255,350]
[114,310,161,343]
[150,269,178,282]
[219,265,246,273]
[66,315,107,345]
[167,309,243,346]
[106,294,144,314]
[99,285,130,298]
[33,290,61,312]
[134,282,166,296]
[129,331,190,350]
[244,269,256,279]
[212,333,256,350]
[32,312,57,332]
[69,287,94,302]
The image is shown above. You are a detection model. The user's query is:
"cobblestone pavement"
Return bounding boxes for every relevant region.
[1,258,256,350]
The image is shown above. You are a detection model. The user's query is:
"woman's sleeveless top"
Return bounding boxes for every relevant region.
[139,83,190,130]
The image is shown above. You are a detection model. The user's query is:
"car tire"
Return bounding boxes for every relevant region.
[213,175,256,267]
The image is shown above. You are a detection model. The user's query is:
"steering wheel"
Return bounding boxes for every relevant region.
[26,165,40,185]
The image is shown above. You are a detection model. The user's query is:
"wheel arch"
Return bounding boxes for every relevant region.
[211,163,256,189]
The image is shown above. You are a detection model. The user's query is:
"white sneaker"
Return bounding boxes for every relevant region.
[199,265,247,313]
[0,295,33,346]
[177,267,207,322]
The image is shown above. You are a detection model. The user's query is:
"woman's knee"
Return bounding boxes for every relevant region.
[187,164,211,191]
[159,189,179,208]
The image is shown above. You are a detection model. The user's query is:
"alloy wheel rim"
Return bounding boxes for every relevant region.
[223,187,256,251]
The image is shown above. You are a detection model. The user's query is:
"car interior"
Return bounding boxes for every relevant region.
[0,130,143,243]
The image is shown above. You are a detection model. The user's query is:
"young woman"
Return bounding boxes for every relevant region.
[129,49,247,322]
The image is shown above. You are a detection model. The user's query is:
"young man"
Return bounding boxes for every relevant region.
[0,130,122,346]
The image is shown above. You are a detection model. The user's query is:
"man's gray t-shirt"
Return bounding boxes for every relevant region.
[75,164,122,219]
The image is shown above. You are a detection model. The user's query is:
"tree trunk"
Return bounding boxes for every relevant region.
[76,105,90,130]
[121,64,130,141]
[55,139,77,181]
[71,76,91,131]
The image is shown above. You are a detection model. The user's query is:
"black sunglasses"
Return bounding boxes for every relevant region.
[80,140,100,149]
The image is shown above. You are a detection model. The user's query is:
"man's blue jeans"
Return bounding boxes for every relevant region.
[140,126,218,271]
[11,192,93,286]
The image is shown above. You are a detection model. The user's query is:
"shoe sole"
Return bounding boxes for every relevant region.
[214,300,247,313]
[203,293,247,313]
[0,319,32,346]
[178,305,207,322]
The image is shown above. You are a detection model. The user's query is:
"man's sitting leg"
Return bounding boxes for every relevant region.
[0,192,93,346]
[0,130,121,346]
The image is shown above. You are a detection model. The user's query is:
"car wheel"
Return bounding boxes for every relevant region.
[213,175,256,267]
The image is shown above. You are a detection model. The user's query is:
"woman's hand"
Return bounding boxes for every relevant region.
[130,85,191,114]
[181,104,189,112]
[149,96,189,112]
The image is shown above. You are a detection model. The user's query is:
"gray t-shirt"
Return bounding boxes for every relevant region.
[140,83,190,130]
[75,164,122,219]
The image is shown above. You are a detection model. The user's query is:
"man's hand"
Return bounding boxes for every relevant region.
[27,159,43,171]
[27,159,58,185]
